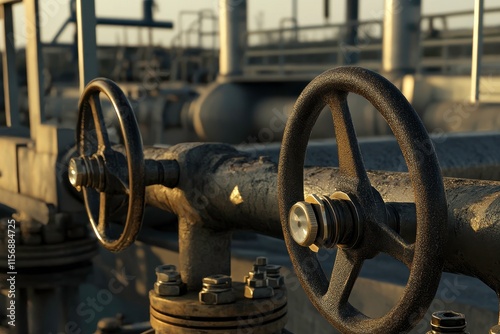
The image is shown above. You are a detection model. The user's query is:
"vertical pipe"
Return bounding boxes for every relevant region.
[218,0,247,77]
[178,218,231,291]
[76,0,98,93]
[1,3,20,127]
[382,0,422,75]
[28,288,60,334]
[345,0,359,64]
[13,288,29,334]
[470,0,484,104]
[324,0,330,22]
[24,0,45,139]
[143,0,154,23]
[292,0,298,25]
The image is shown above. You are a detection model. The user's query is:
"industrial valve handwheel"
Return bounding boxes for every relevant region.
[277,67,447,333]
[68,78,146,252]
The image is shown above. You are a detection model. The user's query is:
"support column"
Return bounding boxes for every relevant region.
[218,0,247,77]
[382,0,422,75]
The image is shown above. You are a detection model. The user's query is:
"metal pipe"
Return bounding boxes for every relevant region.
[218,0,247,76]
[382,0,422,75]
[345,0,359,46]
[76,0,98,92]
[94,18,173,28]
[142,143,500,293]
[28,288,60,334]
[470,0,484,103]
[1,3,19,127]
[238,133,500,181]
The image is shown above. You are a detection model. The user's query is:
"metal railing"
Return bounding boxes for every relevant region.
[169,9,219,82]
[242,7,500,77]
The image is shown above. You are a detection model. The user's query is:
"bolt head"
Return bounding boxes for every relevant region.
[289,201,318,247]
[199,289,235,305]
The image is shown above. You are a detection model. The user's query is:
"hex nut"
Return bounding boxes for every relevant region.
[202,274,232,286]
[199,289,235,305]
[157,271,181,283]
[244,285,274,299]
[154,281,186,296]
[267,276,285,289]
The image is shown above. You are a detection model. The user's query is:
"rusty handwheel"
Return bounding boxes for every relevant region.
[277,67,447,333]
[68,78,145,252]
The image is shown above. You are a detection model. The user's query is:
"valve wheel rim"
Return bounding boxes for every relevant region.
[277,66,447,333]
[77,78,145,252]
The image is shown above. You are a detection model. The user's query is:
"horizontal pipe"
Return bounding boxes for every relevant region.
[142,143,500,293]
[238,133,500,181]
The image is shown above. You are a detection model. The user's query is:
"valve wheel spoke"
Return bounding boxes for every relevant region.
[376,223,414,267]
[327,92,372,197]
[89,92,112,152]
[324,249,363,306]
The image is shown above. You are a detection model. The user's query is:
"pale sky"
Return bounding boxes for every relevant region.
[7,0,500,47]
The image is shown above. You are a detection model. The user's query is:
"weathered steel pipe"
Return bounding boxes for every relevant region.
[382,0,421,75]
[218,0,247,76]
[143,143,500,294]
